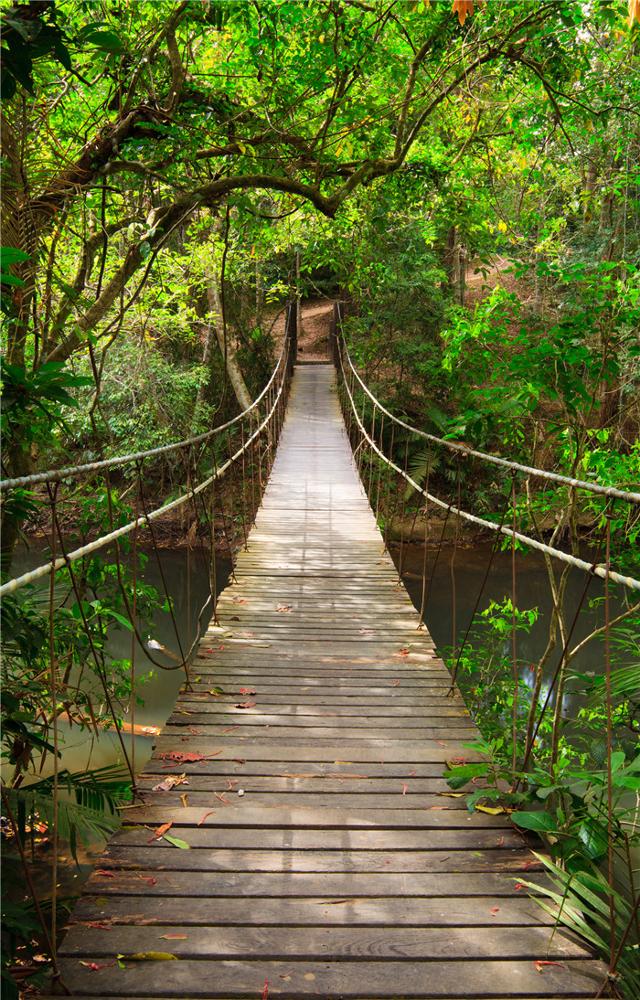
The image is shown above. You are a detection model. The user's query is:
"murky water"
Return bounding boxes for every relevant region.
[8,544,231,777]
[396,540,631,677]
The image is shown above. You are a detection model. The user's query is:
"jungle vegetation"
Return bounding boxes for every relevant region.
[1,0,639,996]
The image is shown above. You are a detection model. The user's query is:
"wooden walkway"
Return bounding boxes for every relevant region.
[57,365,602,998]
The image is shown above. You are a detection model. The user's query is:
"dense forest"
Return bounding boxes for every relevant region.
[1,1,639,997]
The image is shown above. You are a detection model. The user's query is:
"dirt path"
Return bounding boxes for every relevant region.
[297,298,333,361]
[272,297,333,362]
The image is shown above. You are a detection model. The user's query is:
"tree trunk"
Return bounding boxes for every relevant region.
[206,277,252,412]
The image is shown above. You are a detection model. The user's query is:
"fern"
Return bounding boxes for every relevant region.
[6,764,130,861]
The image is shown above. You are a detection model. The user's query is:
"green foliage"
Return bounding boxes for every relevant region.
[1,360,93,452]
[521,857,640,997]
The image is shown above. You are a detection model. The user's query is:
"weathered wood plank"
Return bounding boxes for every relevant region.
[81,871,544,898]
[109,827,526,850]
[121,804,510,828]
[56,957,603,997]
[72,894,554,927]
[59,924,589,960]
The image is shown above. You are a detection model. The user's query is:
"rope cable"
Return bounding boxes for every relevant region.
[0,343,289,597]
[336,338,640,592]
[340,334,640,505]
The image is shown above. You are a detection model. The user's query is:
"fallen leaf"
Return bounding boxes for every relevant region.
[391,678,400,687]
[239,687,256,695]
[141,726,160,736]
[534,960,565,973]
[215,792,230,805]
[401,783,409,795]
[94,869,116,878]
[162,834,190,850]
[476,805,507,816]
[148,822,173,842]
[208,687,225,697]
[118,952,178,962]
[490,906,500,915]
[262,977,269,1000]
[79,960,113,971]
[235,701,256,709]
[179,793,189,809]
[158,750,223,764]
[276,604,292,613]
[83,921,112,930]
[197,810,215,826]
[160,934,187,940]
[152,774,188,792]
[514,882,525,891]
[137,875,157,887]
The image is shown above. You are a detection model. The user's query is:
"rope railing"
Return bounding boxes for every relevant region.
[334,304,640,506]
[0,338,289,492]
[335,324,640,593]
[0,335,292,597]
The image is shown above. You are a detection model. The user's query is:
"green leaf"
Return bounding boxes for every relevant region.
[511,810,557,833]
[162,834,190,849]
[82,29,124,53]
[0,247,30,267]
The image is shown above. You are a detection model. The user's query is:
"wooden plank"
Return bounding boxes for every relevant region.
[100,847,540,873]
[121,804,510,828]
[149,739,479,761]
[136,774,456,792]
[59,924,590,960]
[109,827,527,850]
[125,792,474,810]
[174,702,468,716]
[71,895,554,927]
[56,957,604,996]
[82,871,544,898]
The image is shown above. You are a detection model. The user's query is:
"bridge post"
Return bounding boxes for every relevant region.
[285,299,297,375]
[330,300,345,368]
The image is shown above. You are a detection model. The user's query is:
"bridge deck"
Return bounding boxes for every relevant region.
[57,365,601,998]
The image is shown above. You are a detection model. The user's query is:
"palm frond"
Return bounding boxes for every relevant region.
[520,854,639,997]
[5,764,130,861]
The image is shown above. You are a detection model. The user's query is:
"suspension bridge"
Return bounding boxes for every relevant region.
[4,304,639,999]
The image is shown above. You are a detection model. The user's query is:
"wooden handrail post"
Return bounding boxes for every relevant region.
[285,299,297,375]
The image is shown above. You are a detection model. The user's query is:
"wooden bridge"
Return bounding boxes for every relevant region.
[53,364,602,998]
